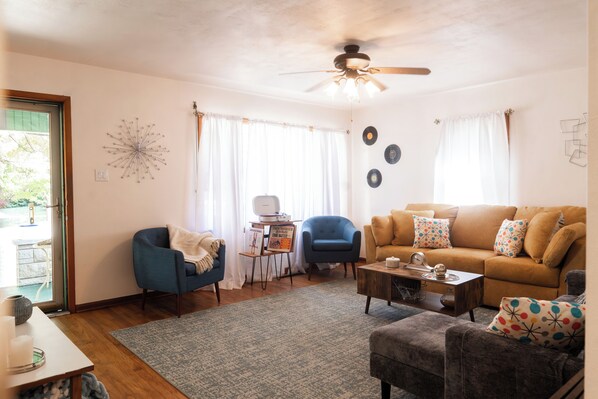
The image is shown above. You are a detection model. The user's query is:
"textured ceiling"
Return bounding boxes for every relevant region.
[1,0,588,107]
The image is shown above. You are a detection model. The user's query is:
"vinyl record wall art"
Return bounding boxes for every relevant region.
[367,169,382,188]
[384,144,402,164]
[362,126,378,145]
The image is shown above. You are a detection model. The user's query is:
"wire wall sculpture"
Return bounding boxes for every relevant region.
[104,118,169,182]
[560,113,587,167]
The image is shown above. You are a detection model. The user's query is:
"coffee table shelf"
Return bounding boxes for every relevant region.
[357,262,483,321]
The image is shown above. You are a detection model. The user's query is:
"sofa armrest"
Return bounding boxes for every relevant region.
[364,224,376,264]
[564,269,585,296]
[445,323,583,399]
[558,237,586,296]
[132,237,186,294]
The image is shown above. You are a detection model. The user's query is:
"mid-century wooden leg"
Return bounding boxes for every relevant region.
[351,262,356,280]
[308,263,314,280]
[381,381,391,399]
[344,262,347,278]
[215,282,221,303]
[469,309,475,322]
[141,288,147,310]
[365,296,372,314]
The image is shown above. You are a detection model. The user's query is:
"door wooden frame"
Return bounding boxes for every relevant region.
[3,89,76,312]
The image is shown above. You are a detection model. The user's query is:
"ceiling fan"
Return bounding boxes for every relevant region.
[281,44,431,100]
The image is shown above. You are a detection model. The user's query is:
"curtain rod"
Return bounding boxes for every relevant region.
[434,108,514,125]
[192,101,349,134]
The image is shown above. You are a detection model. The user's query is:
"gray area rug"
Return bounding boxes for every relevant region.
[111,280,496,399]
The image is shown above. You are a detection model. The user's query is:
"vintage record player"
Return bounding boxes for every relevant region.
[252,195,291,222]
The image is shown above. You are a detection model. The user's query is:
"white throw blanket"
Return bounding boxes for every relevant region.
[167,224,224,274]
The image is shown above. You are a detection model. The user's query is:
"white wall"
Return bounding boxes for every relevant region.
[351,68,588,247]
[585,1,597,395]
[4,52,349,305]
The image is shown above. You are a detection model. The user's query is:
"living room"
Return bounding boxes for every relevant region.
[0,1,597,398]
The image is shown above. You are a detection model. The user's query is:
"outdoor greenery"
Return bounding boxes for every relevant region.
[0,131,50,208]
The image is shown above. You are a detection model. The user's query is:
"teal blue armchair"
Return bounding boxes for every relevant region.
[302,216,361,280]
[132,227,225,317]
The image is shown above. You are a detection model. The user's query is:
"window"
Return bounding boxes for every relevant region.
[433,111,509,205]
[196,113,349,289]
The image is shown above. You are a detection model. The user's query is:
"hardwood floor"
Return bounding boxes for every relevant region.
[51,265,356,398]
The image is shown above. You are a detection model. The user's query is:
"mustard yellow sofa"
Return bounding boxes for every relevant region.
[364,203,586,306]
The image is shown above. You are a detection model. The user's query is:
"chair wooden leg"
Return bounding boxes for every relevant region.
[214,282,221,303]
[308,263,314,280]
[176,293,182,318]
[352,262,356,280]
[344,262,347,278]
[141,289,147,310]
[381,381,391,399]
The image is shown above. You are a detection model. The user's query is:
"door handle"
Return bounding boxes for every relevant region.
[46,203,62,217]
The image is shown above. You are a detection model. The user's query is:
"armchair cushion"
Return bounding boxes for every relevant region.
[312,239,353,251]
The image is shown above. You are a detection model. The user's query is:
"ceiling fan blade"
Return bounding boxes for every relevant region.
[306,77,337,92]
[279,70,338,76]
[366,67,431,75]
[364,76,387,92]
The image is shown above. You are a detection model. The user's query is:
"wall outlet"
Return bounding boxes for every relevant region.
[95,169,109,182]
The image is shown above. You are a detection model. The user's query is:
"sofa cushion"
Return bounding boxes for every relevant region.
[412,216,452,249]
[425,247,496,275]
[405,203,459,230]
[390,209,434,246]
[523,211,563,262]
[370,311,469,377]
[371,215,394,246]
[543,222,586,268]
[487,297,585,354]
[514,206,586,226]
[376,245,435,262]
[312,238,352,251]
[494,219,528,258]
[450,205,517,250]
[485,255,560,287]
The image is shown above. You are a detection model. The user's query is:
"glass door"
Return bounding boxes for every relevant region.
[0,99,65,311]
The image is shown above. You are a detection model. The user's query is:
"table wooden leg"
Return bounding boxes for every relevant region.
[250,258,256,286]
[71,375,82,398]
[469,309,475,322]
[365,296,371,314]
[286,252,293,285]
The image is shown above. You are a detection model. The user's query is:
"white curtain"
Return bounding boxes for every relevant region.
[196,113,349,289]
[433,111,509,205]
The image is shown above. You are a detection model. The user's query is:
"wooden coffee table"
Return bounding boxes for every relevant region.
[357,262,483,321]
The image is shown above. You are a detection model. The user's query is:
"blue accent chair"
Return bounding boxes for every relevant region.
[302,216,361,280]
[132,227,225,317]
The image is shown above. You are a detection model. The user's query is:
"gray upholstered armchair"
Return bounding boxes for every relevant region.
[302,216,361,280]
[370,270,585,399]
[132,227,225,317]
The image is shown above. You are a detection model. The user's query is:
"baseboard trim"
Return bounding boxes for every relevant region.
[75,291,169,313]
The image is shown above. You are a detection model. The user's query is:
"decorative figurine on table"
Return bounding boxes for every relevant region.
[433,263,447,279]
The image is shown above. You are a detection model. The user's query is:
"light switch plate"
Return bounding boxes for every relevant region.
[95,169,109,182]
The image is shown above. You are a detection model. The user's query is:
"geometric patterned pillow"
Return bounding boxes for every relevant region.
[486,297,585,353]
[412,215,452,249]
[494,219,528,258]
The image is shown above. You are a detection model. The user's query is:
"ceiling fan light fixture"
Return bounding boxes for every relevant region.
[325,81,340,97]
[343,78,359,102]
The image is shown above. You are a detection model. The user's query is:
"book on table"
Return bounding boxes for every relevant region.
[246,227,264,255]
[267,225,295,252]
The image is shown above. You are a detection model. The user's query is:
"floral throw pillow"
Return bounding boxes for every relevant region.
[487,297,585,353]
[494,219,528,257]
[412,215,452,249]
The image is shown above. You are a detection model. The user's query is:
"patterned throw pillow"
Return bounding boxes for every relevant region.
[494,219,528,257]
[412,216,452,249]
[487,297,585,353]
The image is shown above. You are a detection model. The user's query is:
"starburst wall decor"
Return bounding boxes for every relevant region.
[104,118,169,183]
